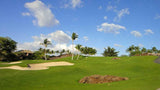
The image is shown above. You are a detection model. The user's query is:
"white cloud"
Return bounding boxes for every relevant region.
[114,44,123,47]
[71,0,82,8]
[48,31,71,44]
[155,14,160,19]
[17,30,72,52]
[97,22,126,34]
[131,31,142,37]
[138,44,144,48]
[114,8,129,22]
[144,29,154,35]
[24,0,59,27]
[104,16,107,20]
[22,12,31,16]
[83,36,88,42]
[63,0,83,8]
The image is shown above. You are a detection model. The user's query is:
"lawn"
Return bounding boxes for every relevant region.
[0,56,159,90]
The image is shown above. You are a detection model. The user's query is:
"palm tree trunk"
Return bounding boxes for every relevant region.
[72,40,74,60]
[77,54,79,60]
[45,47,47,60]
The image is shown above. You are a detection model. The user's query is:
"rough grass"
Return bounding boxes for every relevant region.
[0,56,160,90]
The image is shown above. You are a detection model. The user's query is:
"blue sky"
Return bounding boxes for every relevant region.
[0,0,160,56]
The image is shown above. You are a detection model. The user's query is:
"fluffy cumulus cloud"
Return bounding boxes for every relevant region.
[48,31,71,43]
[64,0,83,8]
[114,44,123,47]
[97,22,126,34]
[83,36,88,42]
[131,31,142,37]
[144,29,154,35]
[114,8,130,22]
[24,0,59,27]
[17,30,73,52]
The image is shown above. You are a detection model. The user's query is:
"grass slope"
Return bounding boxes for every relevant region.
[0,56,159,90]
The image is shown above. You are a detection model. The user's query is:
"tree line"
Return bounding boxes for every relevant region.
[126,45,160,56]
[0,32,97,61]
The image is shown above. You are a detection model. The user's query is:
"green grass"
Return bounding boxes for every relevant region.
[0,56,160,90]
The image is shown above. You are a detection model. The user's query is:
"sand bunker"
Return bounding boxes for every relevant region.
[0,61,74,70]
[2,61,22,64]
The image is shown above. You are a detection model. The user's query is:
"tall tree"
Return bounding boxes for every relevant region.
[152,47,157,53]
[40,39,51,60]
[141,47,147,53]
[147,49,153,53]
[0,37,17,61]
[126,45,135,53]
[71,32,78,60]
[103,47,119,57]
[75,44,82,60]
[134,46,140,51]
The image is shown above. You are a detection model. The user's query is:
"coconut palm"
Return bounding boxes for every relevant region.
[75,44,82,60]
[152,47,157,53]
[141,47,147,53]
[51,50,54,54]
[71,32,78,60]
[103,47,118,57]
[40,39,51,60]
[134,46,140,51]
[126,45,135,53]
[147,49,153,53]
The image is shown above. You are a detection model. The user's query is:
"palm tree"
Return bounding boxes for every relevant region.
[55,50,59,55]
[71,32,78,60]
[103,47,119,57]
[126,45,135,53]
[40,39,51,60]
[152,47,157,53]
[75,44,82,60]
[147,49,153,53]
[51,50,54,54]
[141,47,147,53]
[60,49,65,55]
[134,46,140,51]
[66,50,71,54]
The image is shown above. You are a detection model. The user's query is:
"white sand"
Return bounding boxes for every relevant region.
[2,61,22,64]
[0,61,74,70]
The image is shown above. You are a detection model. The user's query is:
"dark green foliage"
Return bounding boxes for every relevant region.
[72,32,78,40]
[130,51,142,56]
[0,37,17,61]
[141,47,147,53]
[127,45,160,56]
[147,49,153,53]
[33,51,44,60]
[152,47,158,53]
[102,47,119,57]
[80,46,97,56]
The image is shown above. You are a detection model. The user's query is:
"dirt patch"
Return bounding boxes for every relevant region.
[79,75,128,84]
[2,61,22,64]
[0,61,74,70]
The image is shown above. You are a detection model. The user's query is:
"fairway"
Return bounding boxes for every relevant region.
[0,56,160,90]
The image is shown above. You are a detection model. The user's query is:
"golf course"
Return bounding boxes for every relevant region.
[0,56,160,90]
